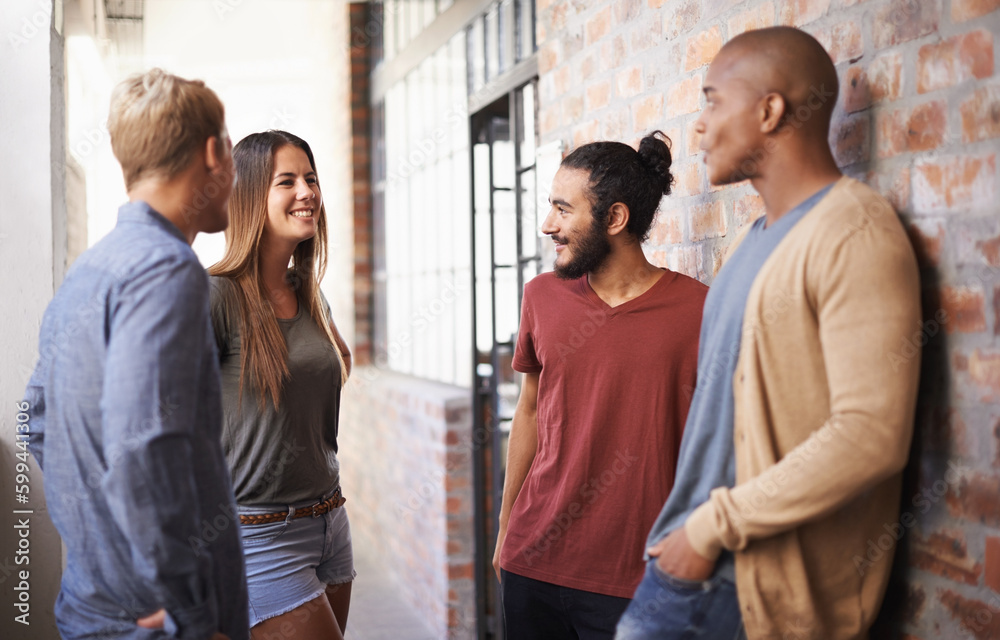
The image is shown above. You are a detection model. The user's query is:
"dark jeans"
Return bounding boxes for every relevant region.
[501,569,631,640]
[614,560,746,640]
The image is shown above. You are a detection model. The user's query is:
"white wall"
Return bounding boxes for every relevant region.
[1,1,68,637]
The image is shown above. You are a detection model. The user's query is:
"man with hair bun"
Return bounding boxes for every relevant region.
[617,26,921,640]
[23,69,247,640]
[493,132,708,639]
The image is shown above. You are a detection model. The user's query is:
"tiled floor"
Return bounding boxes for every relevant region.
[345,538,438,640]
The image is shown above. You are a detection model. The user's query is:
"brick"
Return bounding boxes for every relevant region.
[613,0,643,25]
[649,212,683,245]
[447,562,474,580]
[603,110,630,141]
[616,66,642,98]
[987,536,1000,593]
[734,192,766,229]
[953,0,1000,21]
[962,84,1000,143]
[668,244,704,279]
[868,52,904,103]
[843,67,871,113]
[586,80,612,111]
[572,120,600,148]
[445,471,471,493]
[685,26,723,72]
[580,52,598,79]
[728,1,776,36]
[691,200,727,240]
[979,233,1000,267]
[913,154,997,214]
[918,30,994,94]
[633,94,664,132]
[686,119,703,156]
[663,0,701,39]
[586,7,613,45]
[539,40,560,74]
[540,105,560,136]
[831,112,870,166]
[600,34,628,72]
[674,162,702,197]
[996,285,1000,337]
[940,590,1000,639]
[907,101,948,152]
[946,470,1000,525]
[649,248,668,267]
[778,0,831,25]
[667,74,703,115]
[813,20,863,65]
[631,14,663,53]
[873,0,940,49]
[554,64,572,97]
[562,94,584,121]
[910,530,982,585]
[661,125,682,150]
[941,286,987,333]
[970,349,1000,403]
[642,38,683,87]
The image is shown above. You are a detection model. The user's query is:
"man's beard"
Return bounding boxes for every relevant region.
[552,217,612,280]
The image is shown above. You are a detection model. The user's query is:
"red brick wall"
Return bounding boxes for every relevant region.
[350,2,373,366]
[536,1,999,637]
[338,369,475,638]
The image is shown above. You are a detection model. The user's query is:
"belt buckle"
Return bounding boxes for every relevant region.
[311,502,323,518]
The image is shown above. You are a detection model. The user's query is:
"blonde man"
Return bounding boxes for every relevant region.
[23,69,247,640]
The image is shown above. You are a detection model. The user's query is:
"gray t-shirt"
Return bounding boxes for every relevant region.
[645,183,835,580]
[209,276,342,506]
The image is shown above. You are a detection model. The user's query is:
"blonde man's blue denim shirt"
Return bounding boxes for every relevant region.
[23,201,249,640]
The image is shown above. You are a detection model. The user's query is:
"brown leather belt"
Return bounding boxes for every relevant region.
[239,489,346,526]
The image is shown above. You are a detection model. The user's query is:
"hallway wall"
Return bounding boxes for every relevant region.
[1,2,68,637]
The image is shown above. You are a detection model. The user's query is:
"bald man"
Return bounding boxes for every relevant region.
[615,27,922,640]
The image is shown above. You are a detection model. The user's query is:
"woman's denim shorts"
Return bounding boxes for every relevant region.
[237,490,356,627]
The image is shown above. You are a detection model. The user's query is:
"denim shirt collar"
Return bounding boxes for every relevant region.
[117,200,189,245]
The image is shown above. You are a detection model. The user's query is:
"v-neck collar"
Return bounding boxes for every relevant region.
[581,268,677,317]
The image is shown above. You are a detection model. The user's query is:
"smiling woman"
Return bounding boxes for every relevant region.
[207,130,355,640]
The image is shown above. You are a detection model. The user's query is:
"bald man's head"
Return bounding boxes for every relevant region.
[694,27,839,186]
[719,27,839,132]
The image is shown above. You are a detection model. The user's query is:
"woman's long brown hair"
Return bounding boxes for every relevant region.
[209,130,349,409]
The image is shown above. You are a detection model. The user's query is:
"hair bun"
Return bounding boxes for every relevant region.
[637,131,674,196]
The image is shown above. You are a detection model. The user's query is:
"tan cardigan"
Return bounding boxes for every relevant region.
[685,177,922,640]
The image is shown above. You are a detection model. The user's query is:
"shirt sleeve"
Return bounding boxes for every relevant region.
[320,290,352,377]
[512,282,541,374]
[100,256,220,640]
[685,213,923,560]
[23,360,47,471]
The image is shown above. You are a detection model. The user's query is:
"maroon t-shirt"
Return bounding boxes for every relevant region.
[501,269,707,598]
